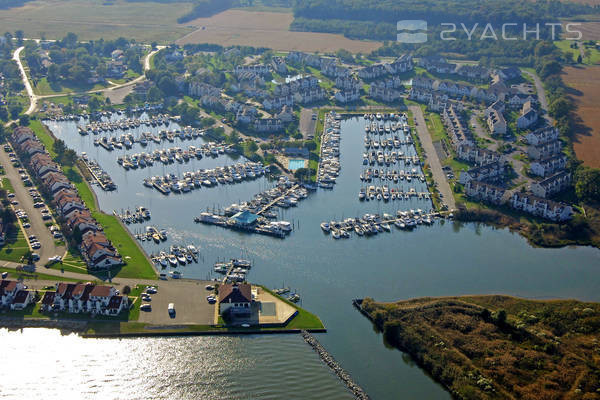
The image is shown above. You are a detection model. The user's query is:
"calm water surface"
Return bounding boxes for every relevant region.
[2,115,598,399]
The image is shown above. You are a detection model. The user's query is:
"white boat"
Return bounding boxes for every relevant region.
[170,271,182,279]
[320,222,330,233]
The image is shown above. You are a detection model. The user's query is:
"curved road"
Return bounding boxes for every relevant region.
[12,45,162,115]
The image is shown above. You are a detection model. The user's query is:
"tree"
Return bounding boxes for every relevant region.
[496,309,507,326]
[18,115,29,126]
[0,106,8,122]
[9,105,21,120]
[574,166,600,204]
[294,167,310,181]
[577,54,583,64]
[549,98,572,120]
[122,285,131,295]
[14,30,24,45]
[53,139,67,158]
[62,149,77,166]
[88,97,101,112]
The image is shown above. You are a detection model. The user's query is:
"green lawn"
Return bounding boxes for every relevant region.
[554,40,600,65]
[1,177,14,192]
[0,267,83,282]
[32,77,108,96]
[0,228,29,263]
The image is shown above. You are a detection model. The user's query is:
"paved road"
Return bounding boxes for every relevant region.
[12,45,162,115]
[522,69,553,125]
[409,105,456,210]
[0,148,66,265]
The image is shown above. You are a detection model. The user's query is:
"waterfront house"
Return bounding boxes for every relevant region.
[510,192,573,221]
[527,140,562,160]
[11,290,33,310]
[530,154,567,177]
[219,283,252,317]
[464,180,506,204]
[50,283,127,315]
[530,170,571,198]
[0,280,25,308]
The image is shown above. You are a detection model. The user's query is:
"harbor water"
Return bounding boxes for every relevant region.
[2,115,598,399]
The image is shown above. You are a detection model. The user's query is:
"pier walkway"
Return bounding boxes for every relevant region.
[256,184,300,215]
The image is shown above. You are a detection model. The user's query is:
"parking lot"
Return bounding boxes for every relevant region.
[0,143,65,264]
[136,279,216,325]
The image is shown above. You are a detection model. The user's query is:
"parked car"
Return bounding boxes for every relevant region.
[31,253,40,261]
[31,242,41,249]
[168,303,175,316]
[145,287,157,294]
[140,304,152,312]
[1,272,8,279]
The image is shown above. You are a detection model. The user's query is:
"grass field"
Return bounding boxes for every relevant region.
[563,65,600,168]
[2,177,15,192]
[0,228,29,263]
[0,0,194,42]
[176,9,382,53]
[555,40,600,65]
[32,77,108,96]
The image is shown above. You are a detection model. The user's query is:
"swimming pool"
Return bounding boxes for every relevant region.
[288,159,306,170]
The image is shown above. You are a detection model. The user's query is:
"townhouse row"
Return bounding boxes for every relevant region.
[11,126,123,270]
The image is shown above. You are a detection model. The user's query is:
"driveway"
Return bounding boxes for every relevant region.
[0,149,65,265]
[409,105,456,210]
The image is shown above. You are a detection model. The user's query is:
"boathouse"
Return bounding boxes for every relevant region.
[230,210,259,227]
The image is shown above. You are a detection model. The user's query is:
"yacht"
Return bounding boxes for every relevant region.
[320,222,331,233]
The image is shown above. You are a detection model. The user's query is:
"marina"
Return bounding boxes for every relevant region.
[321,210,443,239]
[150,244,200,268]
[117,143,232,170]
[81,153,116,191]
[135,226,168,243]
[38,113,600,400]
[113,206,151,224]
[143,161,268,195]
[317,112,341,189]
[194,179,309,238]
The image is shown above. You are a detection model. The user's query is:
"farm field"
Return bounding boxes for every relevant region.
[176,9,382,53]
[0,0,194,42]
[563,65,600,168]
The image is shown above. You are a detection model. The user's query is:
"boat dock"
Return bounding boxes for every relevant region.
[144,162,267,195]
[321,210,453,239]
[81,155,116,191]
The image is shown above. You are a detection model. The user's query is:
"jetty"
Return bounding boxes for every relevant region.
[301,330,370,400]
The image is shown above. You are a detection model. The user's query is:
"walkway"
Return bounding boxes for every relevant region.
[409,105,456,210]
